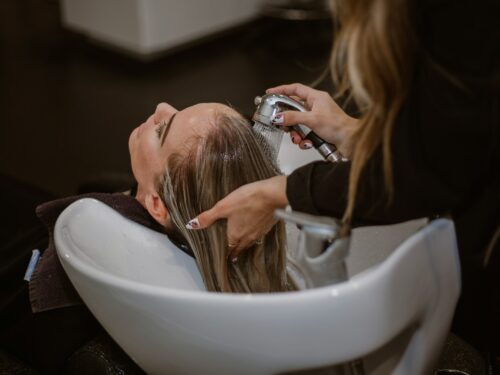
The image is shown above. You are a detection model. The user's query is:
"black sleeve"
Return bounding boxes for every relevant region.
[287,0,500,226]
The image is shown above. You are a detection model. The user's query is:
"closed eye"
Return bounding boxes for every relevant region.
[160,113,177,146]
[155,121,167,139]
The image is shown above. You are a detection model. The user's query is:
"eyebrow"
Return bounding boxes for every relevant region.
[160,113,177,146]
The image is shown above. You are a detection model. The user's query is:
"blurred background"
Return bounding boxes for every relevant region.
[0,0,334,197]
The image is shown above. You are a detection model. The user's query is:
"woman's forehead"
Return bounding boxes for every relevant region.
[173,103,238,134]
[183,103,238,118]
[162,103,238,156]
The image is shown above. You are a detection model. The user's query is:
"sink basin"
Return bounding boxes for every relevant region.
[54,136,461,374]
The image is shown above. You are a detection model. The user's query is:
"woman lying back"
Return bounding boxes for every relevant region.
[129,102,294,293]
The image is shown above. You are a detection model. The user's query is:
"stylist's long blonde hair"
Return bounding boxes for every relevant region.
[330,0,417,223]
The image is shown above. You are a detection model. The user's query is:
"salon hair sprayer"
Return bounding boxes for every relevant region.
[252,94,344,163]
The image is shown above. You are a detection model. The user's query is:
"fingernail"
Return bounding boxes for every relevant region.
[292,135,299,143]
[271,113,284,124]
[185,218,199,230]
[231,256,238,264]
[304,142,313,149]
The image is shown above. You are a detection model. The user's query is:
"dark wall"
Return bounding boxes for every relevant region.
[0,0,333,196]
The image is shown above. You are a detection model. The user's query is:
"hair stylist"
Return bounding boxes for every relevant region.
[188,0,499,357]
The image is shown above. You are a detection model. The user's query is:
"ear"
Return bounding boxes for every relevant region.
[144,192,170,228]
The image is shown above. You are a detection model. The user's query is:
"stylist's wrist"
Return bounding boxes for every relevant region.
[336,115,358,158]
[265,175,289,208]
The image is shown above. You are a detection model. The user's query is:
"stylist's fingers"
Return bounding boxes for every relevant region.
[186,203,226,230]
[266,83,319,108]
[288,130,312,149]
[271,110,314,129]
[289,130,301,144]
[187,176,288,260]
[229,238,259,258]
[228,238,249,259]
[299,140,313,150]
[228,226,274,259]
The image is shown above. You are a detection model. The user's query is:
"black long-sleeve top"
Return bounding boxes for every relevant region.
[287,0,500,263]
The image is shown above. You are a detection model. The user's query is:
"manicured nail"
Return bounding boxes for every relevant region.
[185,218,199,230]
[271,113,284,124]
[303,142,313,149]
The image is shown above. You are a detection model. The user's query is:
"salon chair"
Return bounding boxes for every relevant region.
[54,196,466,374]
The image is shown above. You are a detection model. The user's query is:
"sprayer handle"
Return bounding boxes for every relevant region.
[303,131,325,148]
[291,125,341,160]
[290,125,327,148]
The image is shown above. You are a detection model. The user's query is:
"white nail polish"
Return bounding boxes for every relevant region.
[185,218,199,229]
[304,143,313,149]
[271,113,284,124]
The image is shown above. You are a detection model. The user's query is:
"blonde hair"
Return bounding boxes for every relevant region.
[159,113,293,293]
[329,0,417,223]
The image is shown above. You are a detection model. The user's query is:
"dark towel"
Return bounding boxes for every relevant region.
[29,193,173,313]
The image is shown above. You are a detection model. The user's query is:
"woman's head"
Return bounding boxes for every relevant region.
[129,102,239,229]
[129,102,291,293]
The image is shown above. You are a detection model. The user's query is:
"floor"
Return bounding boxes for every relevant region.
[0,0,334,196]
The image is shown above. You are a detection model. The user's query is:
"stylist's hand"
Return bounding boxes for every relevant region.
[267,83,358,157]
[185,175,288,259]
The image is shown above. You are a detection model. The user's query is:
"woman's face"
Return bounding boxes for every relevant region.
[129,102,238,194]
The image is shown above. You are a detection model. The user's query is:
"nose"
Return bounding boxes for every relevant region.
[154,102,178,123]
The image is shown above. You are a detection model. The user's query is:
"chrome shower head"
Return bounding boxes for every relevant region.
[252,93,344,163]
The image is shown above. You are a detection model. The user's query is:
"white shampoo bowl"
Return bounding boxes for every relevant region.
[55,132,460,374]
[55,198,460,375]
